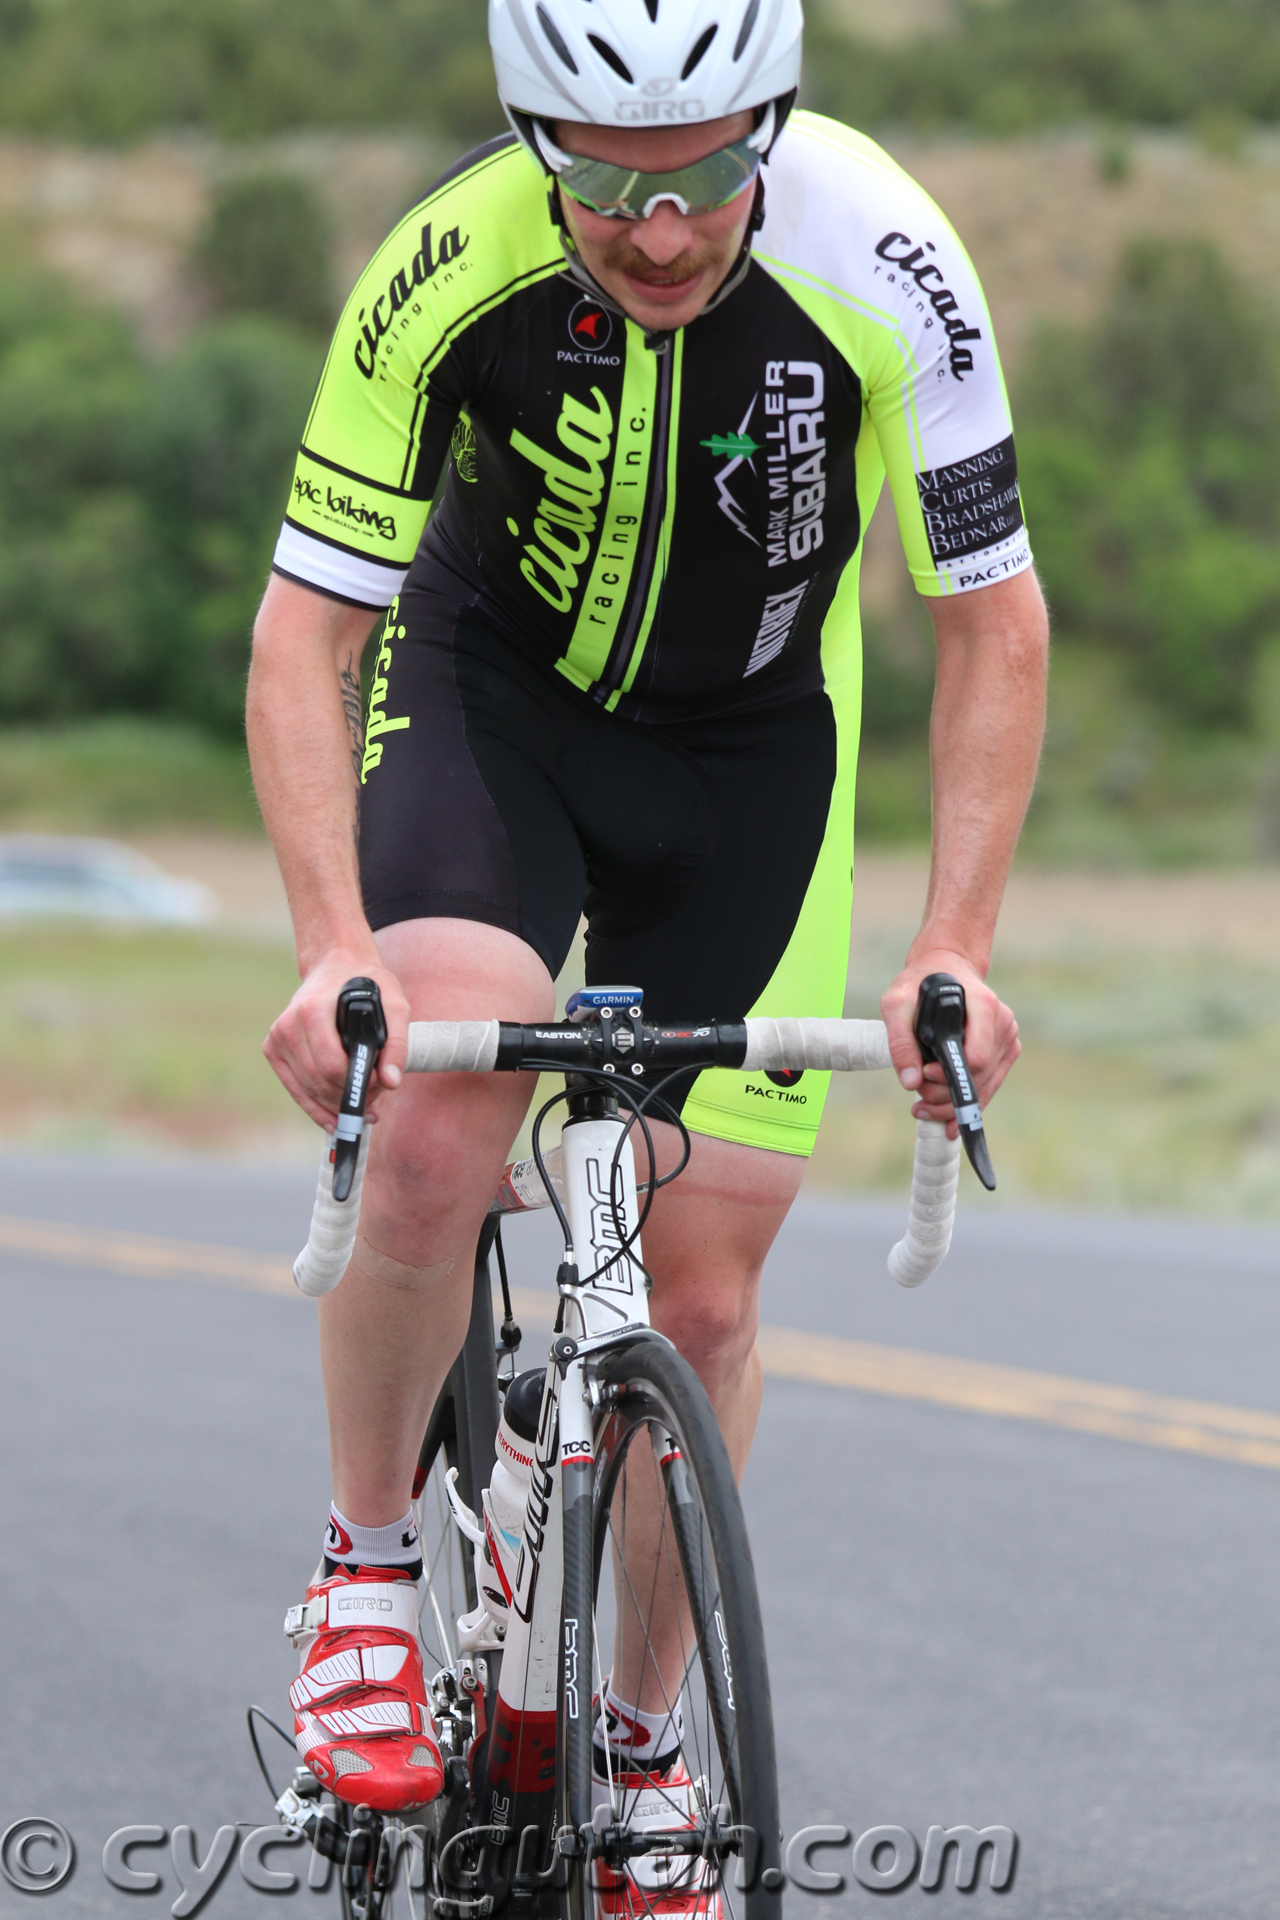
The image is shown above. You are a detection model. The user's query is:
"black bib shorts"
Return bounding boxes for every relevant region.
[358,580,842,1135]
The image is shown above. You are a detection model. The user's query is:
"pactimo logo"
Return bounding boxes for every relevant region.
[568,298,613,354]
[873,233,982,381]
[766,1069,805,1089]
[354,220,469,379]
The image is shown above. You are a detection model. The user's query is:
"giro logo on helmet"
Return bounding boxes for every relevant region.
[568,300,614,354]
[489,0,803,148]
[616,98,705,121]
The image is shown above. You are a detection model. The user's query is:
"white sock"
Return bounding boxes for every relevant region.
[595,1678,683,1769]
[323,1503,421,1573]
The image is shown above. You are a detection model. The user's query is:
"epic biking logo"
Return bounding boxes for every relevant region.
[293,476,396,542]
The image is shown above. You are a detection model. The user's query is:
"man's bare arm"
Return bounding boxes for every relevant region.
[246,573,410,1128]
[880,566,1049,1127]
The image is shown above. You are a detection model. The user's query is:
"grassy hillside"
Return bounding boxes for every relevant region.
[5,0,1280,143]
[807,0,1280,135]
[0,0,501,143]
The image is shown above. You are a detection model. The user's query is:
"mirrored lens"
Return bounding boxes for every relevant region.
[556,135,761,220]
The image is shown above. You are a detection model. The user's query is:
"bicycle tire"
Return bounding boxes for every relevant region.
[559,1331,782,1920]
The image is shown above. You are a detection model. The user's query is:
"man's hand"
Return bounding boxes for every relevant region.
[881,948,1020,1138]
[264,948,411,1132]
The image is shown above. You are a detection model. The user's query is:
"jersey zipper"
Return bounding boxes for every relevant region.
[592,333,675,703]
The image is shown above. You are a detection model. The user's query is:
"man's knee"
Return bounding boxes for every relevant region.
[652,1275,761,1385]
[369,1073,526,1214]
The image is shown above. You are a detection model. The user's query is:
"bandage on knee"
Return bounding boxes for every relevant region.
[348,1237,457,1291]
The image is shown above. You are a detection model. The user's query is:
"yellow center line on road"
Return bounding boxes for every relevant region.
[0,1210,297,1295]
[5,1212,1279,1473]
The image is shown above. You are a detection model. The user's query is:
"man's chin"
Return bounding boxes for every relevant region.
[610,267,714,331]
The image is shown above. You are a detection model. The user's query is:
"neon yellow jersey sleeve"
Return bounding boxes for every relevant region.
[273,137,563,608]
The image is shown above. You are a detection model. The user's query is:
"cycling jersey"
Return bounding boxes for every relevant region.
[273,111,1031,727]
[272,112,1031,1155]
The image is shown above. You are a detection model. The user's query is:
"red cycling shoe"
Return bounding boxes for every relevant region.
[284,1565,444,1812]
[591,1754,726,1920]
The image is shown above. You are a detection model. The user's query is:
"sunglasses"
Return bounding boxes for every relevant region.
[534,107,773,222]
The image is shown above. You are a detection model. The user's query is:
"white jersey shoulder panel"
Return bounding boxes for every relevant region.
[756,113,1032,596]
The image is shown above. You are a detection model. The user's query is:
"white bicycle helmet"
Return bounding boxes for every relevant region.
[490,0,803,136]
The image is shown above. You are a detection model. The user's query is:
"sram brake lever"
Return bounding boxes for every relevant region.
[915,972,997,1192]
[332,977,387,1203]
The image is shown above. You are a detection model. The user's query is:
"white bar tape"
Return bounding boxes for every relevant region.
[293,1129,369,1298]
[741,1017,892,1074]
[405,1020,501,1073]
[887,1119,961,1288]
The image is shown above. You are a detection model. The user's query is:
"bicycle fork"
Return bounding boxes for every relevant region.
[473,1102,645,1907]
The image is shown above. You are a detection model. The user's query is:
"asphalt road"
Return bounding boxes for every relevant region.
[3,1151,1279,1920]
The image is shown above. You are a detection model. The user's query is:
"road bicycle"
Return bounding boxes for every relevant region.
[251,975,993,1920]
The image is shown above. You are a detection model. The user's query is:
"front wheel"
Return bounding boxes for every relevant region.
[560,1333,782,1920]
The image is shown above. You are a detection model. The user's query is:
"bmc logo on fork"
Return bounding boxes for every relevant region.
[563,1618,580,1720]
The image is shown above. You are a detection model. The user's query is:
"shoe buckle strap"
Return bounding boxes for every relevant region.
[285,1579,419,1645]
[284,1595,328,1642]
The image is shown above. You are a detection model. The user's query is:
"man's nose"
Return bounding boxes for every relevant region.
[630,201,696,265]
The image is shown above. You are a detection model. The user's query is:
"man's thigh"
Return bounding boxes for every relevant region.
[638,1124,805,1316]
[358,917,555,1260]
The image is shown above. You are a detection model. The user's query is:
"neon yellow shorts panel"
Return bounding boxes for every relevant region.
[680,603,863,1157]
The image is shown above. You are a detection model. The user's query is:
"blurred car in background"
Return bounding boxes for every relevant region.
[0,836,217,926]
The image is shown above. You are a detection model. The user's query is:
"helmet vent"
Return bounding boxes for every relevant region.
[537,5,580,73]
[643,0,659,19]
[681,24,718,78]
[588,33,635,83]
[733,0,760,60]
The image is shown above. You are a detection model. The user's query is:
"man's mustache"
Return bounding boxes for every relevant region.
[600,238,723,285]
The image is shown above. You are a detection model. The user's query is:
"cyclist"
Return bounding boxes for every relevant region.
[249,0,1046,1841]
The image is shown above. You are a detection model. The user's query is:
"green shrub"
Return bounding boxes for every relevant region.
[802,0,1280,135]
[198,174,333,334]
[0,245,321,735]
[1019,238,1280,724]
[0,0,502,142]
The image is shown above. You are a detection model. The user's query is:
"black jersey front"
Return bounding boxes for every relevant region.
[274,117,1031,722]
[413,259,862,720]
